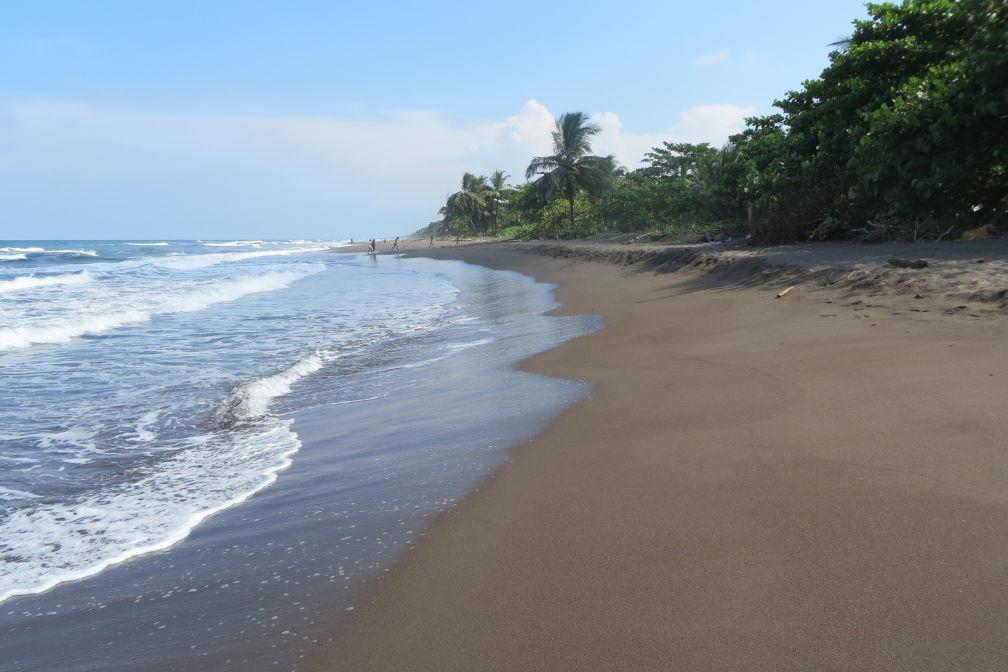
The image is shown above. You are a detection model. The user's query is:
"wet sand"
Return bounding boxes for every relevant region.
[318,240,1008,671]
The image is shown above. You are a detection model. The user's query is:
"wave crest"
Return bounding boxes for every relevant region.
[211,351,334,428]
[0,269,318,350]
[0,247,97,257]
[0,271,93,294]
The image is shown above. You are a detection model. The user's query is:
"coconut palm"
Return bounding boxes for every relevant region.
[525,112,617,238]
[485,170,511,234]
[440,173,490,238]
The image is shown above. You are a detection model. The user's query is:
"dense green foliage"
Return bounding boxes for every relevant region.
[418,1,1007,243]
[774,0,1008,240]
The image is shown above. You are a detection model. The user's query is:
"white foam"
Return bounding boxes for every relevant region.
[0,421,302,604]
[153,247,325,270]
[229,352,333,420]
[0,485,41,501]
[0,247,98,257]
[0,344,341,602]
[133,409,161,442]
[125,242,169,247]
[202,240,264,247]
[0,254,27,262]
[31,429,102,461]
[0,271,93,294]
[0,269,318,350]
[445,337,494,350]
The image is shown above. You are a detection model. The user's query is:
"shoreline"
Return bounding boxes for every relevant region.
[0,252,597,672]
[316,240,1008,670]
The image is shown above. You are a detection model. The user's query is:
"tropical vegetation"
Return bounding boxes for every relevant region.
[418,0,1007,244]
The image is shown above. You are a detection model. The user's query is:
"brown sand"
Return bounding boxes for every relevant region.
[317,241,1008,671]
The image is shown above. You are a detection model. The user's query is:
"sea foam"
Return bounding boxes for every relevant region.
[0,349,338,603]
[0,247,98,257]
[153,247,325,270]
[0,271,93,294]
[202,240,264,247]
[0,420,303,604]
[211,350,335,427]
[0,269,318,350]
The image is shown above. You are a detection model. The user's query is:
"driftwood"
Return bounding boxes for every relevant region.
[888,258,928,269]
[775,286,794,298]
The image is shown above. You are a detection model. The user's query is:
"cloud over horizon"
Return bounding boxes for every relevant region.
[0,97,756,238]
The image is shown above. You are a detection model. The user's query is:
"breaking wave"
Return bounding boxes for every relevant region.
[0,420,303,604]
[211,351,336,428]
[153,247,325,270]
[0,270,318,350]
[0,247,98,257]
[202,240,264,247]
[0,271,93,294]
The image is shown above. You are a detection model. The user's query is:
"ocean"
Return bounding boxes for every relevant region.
[0,240,597,670]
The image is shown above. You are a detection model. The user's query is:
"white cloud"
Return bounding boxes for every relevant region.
[499,100,556,156]
[0,98,560,182]
[0,98,564,234]
[0,97,756,236]
[592,104,756,168]
[671,104,756,144]
[695,50,730,65]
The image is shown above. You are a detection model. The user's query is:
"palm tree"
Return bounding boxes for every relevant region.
[485,170,510,235]
[440,173,490,239]
[525,112,617,238]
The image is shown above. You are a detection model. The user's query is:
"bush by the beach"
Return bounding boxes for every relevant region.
[419,0,1007,244]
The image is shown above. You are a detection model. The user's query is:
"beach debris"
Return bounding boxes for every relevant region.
[775,286,794,298]
[888,258,928,269]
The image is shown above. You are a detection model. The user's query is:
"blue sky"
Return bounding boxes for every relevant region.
[1,1,868,240]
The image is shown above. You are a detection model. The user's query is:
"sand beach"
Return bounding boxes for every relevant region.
[318,238,1008,671]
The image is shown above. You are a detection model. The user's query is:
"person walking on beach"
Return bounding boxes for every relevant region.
[429,234,434,248]
[368,238,376,255]
[391,237,400,253]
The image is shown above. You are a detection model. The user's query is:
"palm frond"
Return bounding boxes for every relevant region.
[554,111,600,158]
[525,155,560,180]
[490,169,510,191]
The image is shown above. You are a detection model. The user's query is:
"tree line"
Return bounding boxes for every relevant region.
[418,0,1006,244]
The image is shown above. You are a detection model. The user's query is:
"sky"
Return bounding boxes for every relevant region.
[0,0,869,240]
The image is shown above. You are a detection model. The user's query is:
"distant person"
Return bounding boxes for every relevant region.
[429,234,434,248]
[391,237,400,253]
[368,238,376,255]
